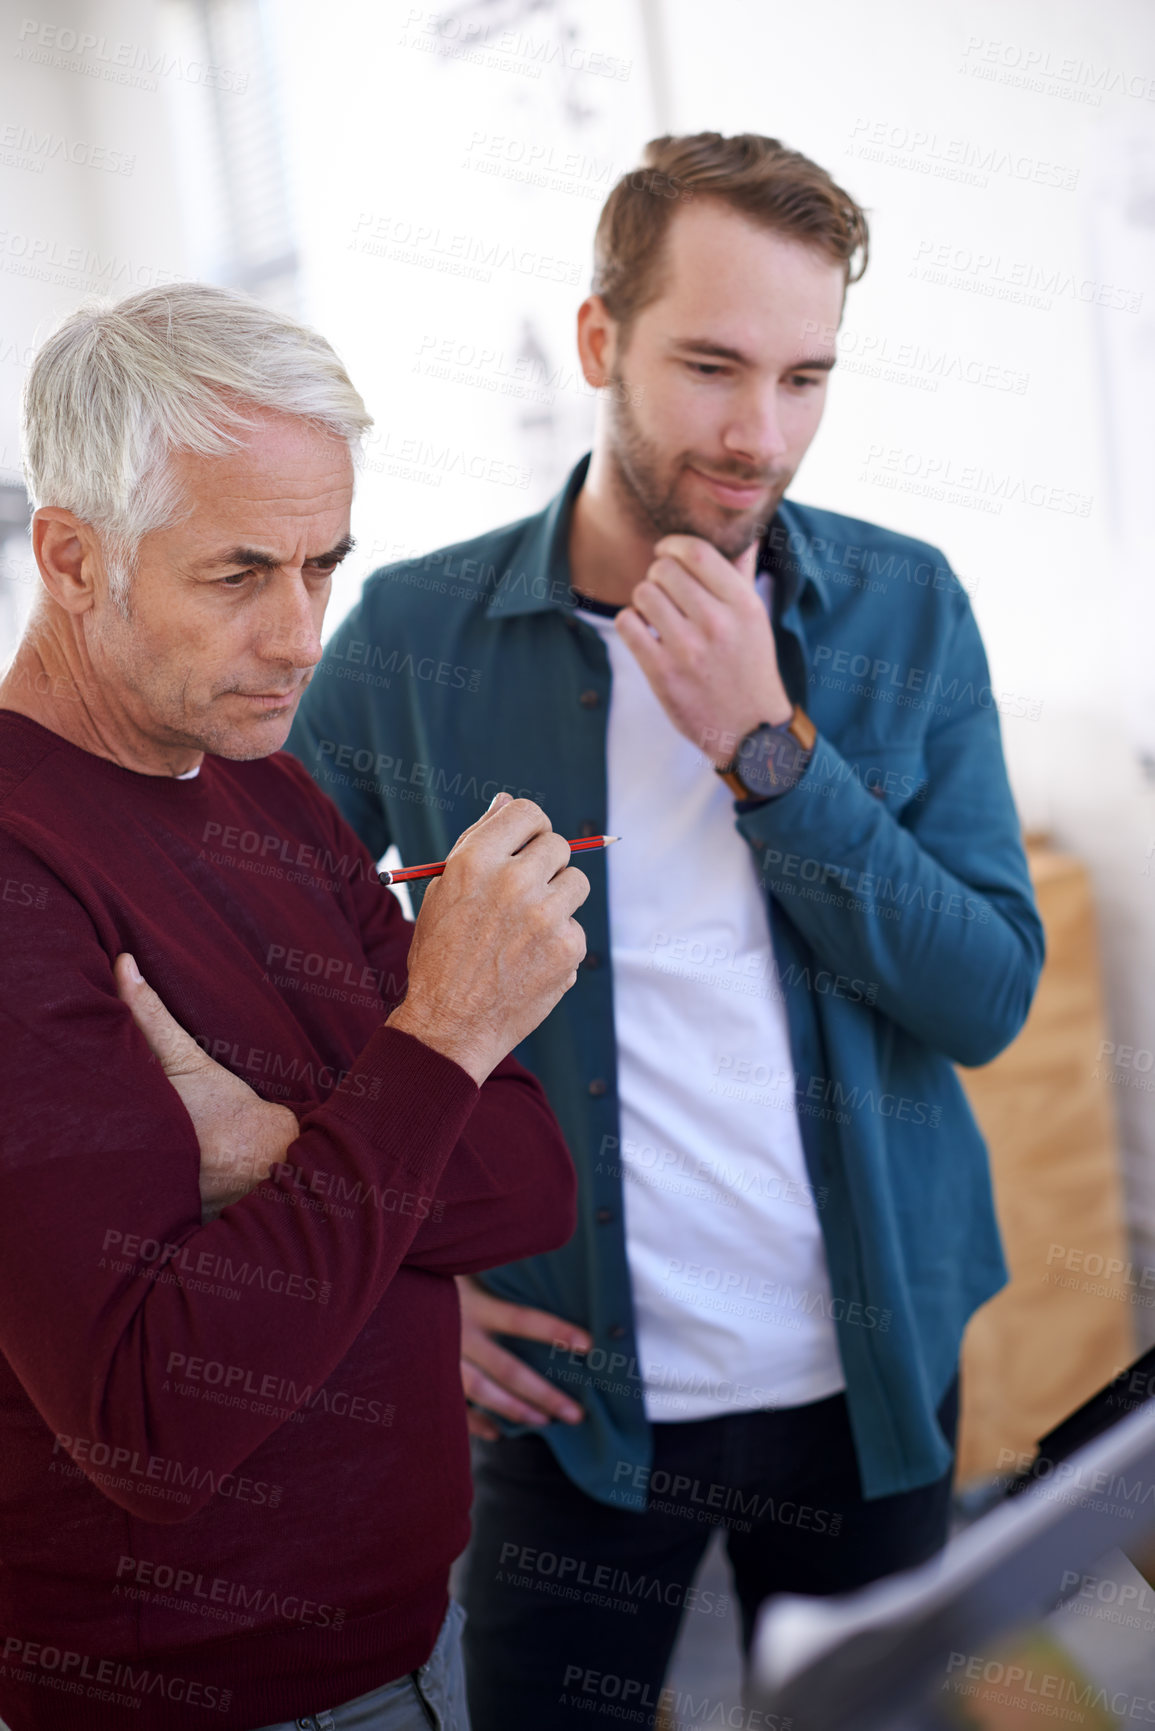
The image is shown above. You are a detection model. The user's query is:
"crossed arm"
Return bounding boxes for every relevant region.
[0,788,591,1524]
[114,949,593,1434]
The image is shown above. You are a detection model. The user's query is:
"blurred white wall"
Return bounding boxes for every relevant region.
[0,0,193,641]
[0,0,1153,1289]
[268,0,655,615]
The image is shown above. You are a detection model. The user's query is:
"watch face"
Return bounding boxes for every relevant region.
[735,723,810,797]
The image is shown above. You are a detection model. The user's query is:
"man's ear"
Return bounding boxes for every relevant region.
[32,509,105,614]
[576,294,619,390]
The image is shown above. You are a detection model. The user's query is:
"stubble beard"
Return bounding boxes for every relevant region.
[605,368,792,563]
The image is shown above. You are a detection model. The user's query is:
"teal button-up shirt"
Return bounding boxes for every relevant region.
[288,456,1044,1505]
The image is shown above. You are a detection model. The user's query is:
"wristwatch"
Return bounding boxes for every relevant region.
[715,705,817,800]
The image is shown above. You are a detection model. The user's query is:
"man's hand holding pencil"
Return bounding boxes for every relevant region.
[387,793,592,1087]
[110,792,599,1220]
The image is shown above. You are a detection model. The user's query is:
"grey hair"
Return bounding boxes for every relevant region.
[21,281,373,606]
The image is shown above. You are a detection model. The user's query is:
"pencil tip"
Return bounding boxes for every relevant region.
[604,835,620,844]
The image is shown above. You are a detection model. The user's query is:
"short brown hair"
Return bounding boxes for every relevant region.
[592,132,869,333]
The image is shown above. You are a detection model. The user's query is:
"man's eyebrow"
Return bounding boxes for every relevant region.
[197,534,357,573]
[668,338,837,371]
[669,338,752,364]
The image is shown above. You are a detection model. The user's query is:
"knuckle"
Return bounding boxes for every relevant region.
[503,845,534,879]
[549,919,577,960]
[441,850,475,889]
[503,857,534,900]
[567,866,591,903]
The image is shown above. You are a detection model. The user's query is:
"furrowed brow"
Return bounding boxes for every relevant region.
[198,534,356,573]
[307,535,356,566]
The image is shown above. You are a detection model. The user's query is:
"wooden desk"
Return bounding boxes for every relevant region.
[956,841,1134,1483]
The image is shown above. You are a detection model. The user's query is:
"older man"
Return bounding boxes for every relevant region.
[0,284,586,1731]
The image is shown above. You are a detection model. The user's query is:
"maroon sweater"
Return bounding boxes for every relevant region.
[0,711,576,1731]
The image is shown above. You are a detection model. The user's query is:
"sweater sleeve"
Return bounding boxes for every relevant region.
[273,753,578,1272]
[392,1051,577,1274]
[0,827,480,1525]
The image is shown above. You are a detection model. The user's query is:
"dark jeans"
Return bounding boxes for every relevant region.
[460,1380,958,1730]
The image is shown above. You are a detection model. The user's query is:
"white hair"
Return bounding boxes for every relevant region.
[21,282,373,607]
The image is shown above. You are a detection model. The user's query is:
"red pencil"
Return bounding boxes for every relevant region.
[378,834,619,887]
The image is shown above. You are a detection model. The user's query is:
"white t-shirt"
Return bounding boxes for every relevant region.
[578,583,845,1422]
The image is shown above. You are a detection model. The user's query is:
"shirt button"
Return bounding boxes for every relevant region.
[607,1323,626,1340]
[579,821,599,838]
[582,951,601,970]
[588,1078,608,1098]
[595,1207,613,1225]
[579,689,601,708]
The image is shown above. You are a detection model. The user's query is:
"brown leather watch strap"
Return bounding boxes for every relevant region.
[717,764,752,799]
[788,704,817,753]
[716,705,816,798]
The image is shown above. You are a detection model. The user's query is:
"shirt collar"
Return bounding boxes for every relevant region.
[759,503,834,613]
[484,453,833,620]
[484,454,589,620]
